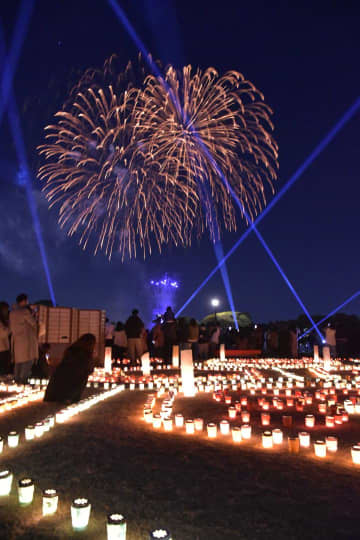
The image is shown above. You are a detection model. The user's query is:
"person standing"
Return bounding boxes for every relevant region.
[209,323,220,358]
[113,322,127,362]
[125,309,144,365]
[289,326,298,358]
[0,302,11,374]
[324,324,337,357]
[152,317,164,360]
[9,294,38,384]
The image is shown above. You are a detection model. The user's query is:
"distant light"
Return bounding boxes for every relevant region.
[322,339,326,344]
[211,298,220,308]
[254,324,258,329]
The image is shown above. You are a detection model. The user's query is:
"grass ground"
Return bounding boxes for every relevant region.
[0,389,359,539]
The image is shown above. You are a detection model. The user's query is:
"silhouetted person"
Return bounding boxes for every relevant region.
[163,306,175,323]
[125,309,144,365]
[0,302,11,374]
[44,334,96,403]
[152,317,164,359]
[10,294,38,383]
[188,318,199,361]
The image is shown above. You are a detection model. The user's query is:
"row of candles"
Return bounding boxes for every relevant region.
[0,471,171,539]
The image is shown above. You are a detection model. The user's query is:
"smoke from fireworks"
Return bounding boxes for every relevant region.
[38,56,278,259]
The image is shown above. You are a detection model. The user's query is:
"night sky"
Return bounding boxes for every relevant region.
[1,0,359,326]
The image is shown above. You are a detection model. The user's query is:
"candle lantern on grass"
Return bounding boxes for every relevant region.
[241,411,250,423]
[262,431,273,448]
[107,513,127,539]
[299,432,310,448]
[42,489,58,515]
[35,422,44,438]
[351,445,360,464]
[163,418,173,432]
[314,440,327,458]
[272,429,283,445]
[18,478,34,505]
[261,413,270,426]
[175,414,184,428]
[71,498,91,530]
[8,431,19,448]
[325,436,338,452]
[305,415,315,428]
[207,423,217,438]
[194,418,203,431]
[232,427,242,443]
[185,420,195,434]
[241,424,252,440]
[228,407,236,419]
[0,470,13,496]
[220,420,230,435]
[152,414,162,429]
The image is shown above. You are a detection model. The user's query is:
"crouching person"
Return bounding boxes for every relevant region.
[44,334,96,403]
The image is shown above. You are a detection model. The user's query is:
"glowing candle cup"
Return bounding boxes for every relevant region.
[107,513,127,540]
[42,489,58,515]
[18,478,34,505]
[71,498,91,530]
[0,470,13,496]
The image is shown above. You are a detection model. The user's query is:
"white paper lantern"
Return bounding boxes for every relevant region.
[35,422,44,438]
[175,414,184,428]
[149,529,171,540]
[232,427,242,443]
[299,431,310,448]
[185,420,195,434]
[220,420,230,435]
[241,424,252,440]
[152,414,162,429]
[351,445,360,465]
[8,431,19,448]
[0,437,3,454]
[325,436,338,452]
[163,418,173,432]
[305,415,315,428]
[107,513,127,540]
[207,423,217,438]
[18,478,34,504]
[272,429,283,445]
[0,470,13,496]
[314,440,326,458]
[262,431,273,449]
[71,498,91,530]
[42,489,58,515]
[25,425,35,441]
[194,418,204,431]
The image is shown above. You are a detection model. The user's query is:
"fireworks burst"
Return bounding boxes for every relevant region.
[38,57,278,259]
[138,64,278,240]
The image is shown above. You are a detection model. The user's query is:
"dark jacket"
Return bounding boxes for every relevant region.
[125,315,144,339]
[44,344,93,403]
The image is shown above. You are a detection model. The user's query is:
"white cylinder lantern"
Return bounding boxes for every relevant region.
[172,345,180,368]
[152,414,162,429]
[181,350,196,397]
[107,513,127,540]
[175,414,184,428]
[163,418,173,432]
[25,425,35,441]
[220,420,230,435]
[241,424,252,440]
[71,498,91,530]
[232,427,242,443]
[262,431,273,448]
[149,529,171,540]
[272,428,283,445]
[35,422,44,438]
[185,419,195,434]
[228,407,237,419]
[299,431,310,448]
[325,436,338,452]
[42,489,58,515]
[305,415,315,428]
[104,347,112,375]
[207,423,217,438]
[8,431,19,448]
[18,478,34,505]
[314,440,327,458]
[351,445,360,465]
[141,353,151,377]
[194,418,204,431]
[0,470,13,496]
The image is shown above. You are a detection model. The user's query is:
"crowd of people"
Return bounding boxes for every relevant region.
[105,308,339,366]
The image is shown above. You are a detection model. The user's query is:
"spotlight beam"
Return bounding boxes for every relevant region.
[108,0,325,339]
[298,290,360,340]
[176,97,360,316]
[0,0,35,130]
[0,23,57,306]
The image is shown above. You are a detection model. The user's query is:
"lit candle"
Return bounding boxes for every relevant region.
[175,414,184,428]
[8,431,19,448]
[220,420,230,435]
[299,431,310,448]
[42,489,58,515]
[262,431,273,448]
[241,411,250,423]
[107,513,127,540]
[261,413,270,426]
[225,395,232,405]
[314,440,327,458]
[18,478,34,505]
[232,427,242,443]
[71,498,91,530]
[185,420,195,434]
[149,529,171,540]
[207,423,217,438]
[325,416,335,427]
[144,409,153,424]
[228,407,237,419]
[152,414,162,429]
[163,418,173,432]
[272,429,283,445]
[351,445,360,465]
[305,415,315,428]
[35,422,44,438]
[0,470,13,496]
[241,424,252,440]
[194,418,203,431]
[325,436,338,452]
[25,425,35,441]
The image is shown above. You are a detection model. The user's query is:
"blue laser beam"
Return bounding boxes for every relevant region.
[176,96,360,316]
[298,290,360,341]
[0,0,35,131]
[214,241,239,330]
[0,22,56,306]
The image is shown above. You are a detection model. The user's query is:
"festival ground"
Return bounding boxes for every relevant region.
[0,361,360,539]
